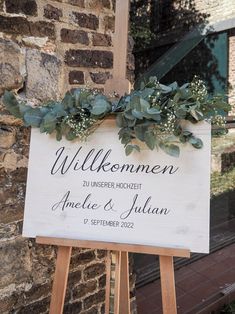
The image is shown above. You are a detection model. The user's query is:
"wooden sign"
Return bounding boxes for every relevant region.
[23,119,211,254]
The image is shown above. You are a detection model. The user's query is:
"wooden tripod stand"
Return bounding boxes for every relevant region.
[36,237,190,314]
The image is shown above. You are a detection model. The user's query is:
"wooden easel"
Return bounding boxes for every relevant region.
[36,237,190,314]
[36,2,191,314]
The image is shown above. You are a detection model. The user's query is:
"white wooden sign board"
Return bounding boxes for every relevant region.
[23,120,211,253]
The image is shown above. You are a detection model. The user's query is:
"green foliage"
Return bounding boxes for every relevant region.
[221,300,235,313]
[2,77,230,157]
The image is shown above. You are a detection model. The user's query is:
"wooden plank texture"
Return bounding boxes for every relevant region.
[119,252,131,314]
[159,256,177,314]
[49,246,72,314]
[36,237,190,258]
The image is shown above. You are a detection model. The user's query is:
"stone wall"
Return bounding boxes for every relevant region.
[0,1,135,313]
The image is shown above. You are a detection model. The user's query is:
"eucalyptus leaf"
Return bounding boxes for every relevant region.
[191,138,203,149]
[125,145,134,156]
[160,143,180,157]
[40,112,57,133]
[145,131,156,150]
[134,125,147,141]
[24,108,43,127]
[3,91,22,118]
[140,98,150,111]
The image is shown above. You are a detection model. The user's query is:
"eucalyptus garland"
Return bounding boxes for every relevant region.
[2,77,230,157]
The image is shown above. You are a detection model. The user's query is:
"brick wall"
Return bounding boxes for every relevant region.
[0,1,135,313]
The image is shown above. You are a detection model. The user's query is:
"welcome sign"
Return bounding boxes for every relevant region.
[23,120,211,253]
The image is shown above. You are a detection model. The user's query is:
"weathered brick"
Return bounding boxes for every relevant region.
[0,0,4,11]
[90,72,111,84]
[16,297,50,314]
[69,71,85,84]
[0,15,30,36]
[71,250,96,268]
[44,4,62,21]
[71,12,99,30]
[65,0,85,6]
[98,274,106,288]
[84,263,106,280]
[24,283,52,304]
[64,301,82,314]
[68,270,82,287]
[5,0,37,16]
[92,33,112,47]
[83,290,105,310]
[30,21,56,40]
[0,16,55,39]
[96,249,107,259]
[72,280,97,299]
[87,0,111,9]
[61,28,89,45]
[65,50,113,68]
[83,306,99,314]
[103,15,115,32]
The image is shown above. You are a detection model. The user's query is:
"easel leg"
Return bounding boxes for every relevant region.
[114,251,121,314]
[105,251,112,314]
[119,252,130,314]
[50,246,72,314]
[159,256,177,314]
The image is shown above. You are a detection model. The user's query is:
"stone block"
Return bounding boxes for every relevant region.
[68,270,82,287]
[96,249,106,259]
[84,263,106,280]
[61,29,89,45]
[28,241,56,285]
[44,4,62,21]
[69,71,85,84]
[0,16,55,39]
[64,301,82,314]
[0,221,22,242]
[30,21,56,40]
[16,297,50,314]
[71,12,99,30]
[0,294,18,313]
[90,72,111,84]
[65,49,113,68]
[87,0,111,10]
[98,274,106,289]
[0,239,31,288]
[65,0,85,6]
[72,280,97,299]
[26,49,62,101]
[5,0,37,16]
[0,0,3,11]
[83,306,99,314]
[92,33,112,47]
[0,126,16,149]
[0,16,29,35]
[0,38,25,95]
[102,15,115,32]
[83,290,105,310]
[71,249,96,268]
